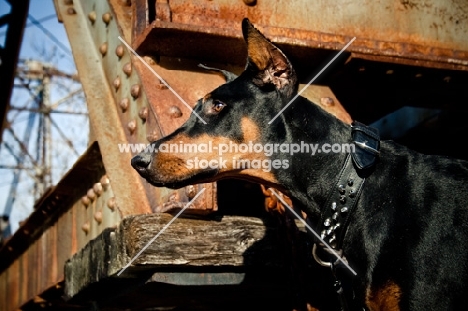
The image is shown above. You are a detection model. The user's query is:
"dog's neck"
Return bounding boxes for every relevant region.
[274,96,352,220]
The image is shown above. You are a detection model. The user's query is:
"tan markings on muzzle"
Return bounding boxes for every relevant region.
[150,118,277,185]
[365,281,402,311]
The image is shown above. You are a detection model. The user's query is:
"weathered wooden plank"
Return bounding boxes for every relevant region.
[64,213,295,300]
[125,214,281,267]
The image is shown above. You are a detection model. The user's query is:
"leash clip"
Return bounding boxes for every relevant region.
[312,243,347,267]
[313,244,350,311]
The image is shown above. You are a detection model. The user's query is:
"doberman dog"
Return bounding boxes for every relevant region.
[132,18,468,310]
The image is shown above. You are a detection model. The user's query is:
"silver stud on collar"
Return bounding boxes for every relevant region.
[329,235,337,248]
[321,230,327,239]
[340,195,346,204]
[338,184,346,194]
[322,171,362,249]
[332,212,339,220]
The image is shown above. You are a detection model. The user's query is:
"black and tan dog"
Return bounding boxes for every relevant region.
[132,18,468,310]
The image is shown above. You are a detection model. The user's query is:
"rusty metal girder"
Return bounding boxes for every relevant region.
[55,0,217,215]
[132,0,468,71]
[0,142,122,311]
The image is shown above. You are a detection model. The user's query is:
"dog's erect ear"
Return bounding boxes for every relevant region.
[242,18,298,97]
[198,63,238,83]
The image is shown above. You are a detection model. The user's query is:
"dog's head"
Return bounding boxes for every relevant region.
[131,18,299,189]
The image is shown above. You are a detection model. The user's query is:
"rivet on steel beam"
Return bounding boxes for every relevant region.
[82,222,90,234]
[33,296,45,304]
[156,81,169,90]
[169,192,179,202]
[139,107,148,121]
[102,12,113,25]
[93,183,103,196]
[115,45,125,58]
[185,185,196,199]
[67,7,76,15]
[243,0,257,5]
[119,98,129,112]
[94,210,103,224]
[64,0,73,5]
[169,105,183,118]
[127,120,137,134]
[113,76,121,91]
[123,62,132,76]
[87,188,96,201]
[130,84,141,98]
[81,196,90,207]
[143,55,158,65]
[320,97,335,107]
[100,175,110,190]
[147,130,159,143]
[107,197,116,211]
[99,42,108,56]
[88,11,97,23]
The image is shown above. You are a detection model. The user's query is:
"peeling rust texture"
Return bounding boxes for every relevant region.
[0,142,104,273]
[56,0,152,217]
[0,142,113,311]
[133,0,468,71]
[56,0,218,216]
[131,55,220,214]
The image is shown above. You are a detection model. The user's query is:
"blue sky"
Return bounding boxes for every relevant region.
[1,0,72,67]
[0,0,88,233]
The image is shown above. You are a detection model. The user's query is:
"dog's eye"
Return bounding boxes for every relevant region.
[210,100,226,114]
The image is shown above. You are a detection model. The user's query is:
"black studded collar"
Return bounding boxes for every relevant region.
[314,121,380,260]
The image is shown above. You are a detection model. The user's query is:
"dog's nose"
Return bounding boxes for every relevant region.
[131,153,152,173]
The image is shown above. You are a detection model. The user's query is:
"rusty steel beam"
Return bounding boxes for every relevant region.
[0,142,122,311]
[55,0,218,215]
[55,0,153,217]
[132,0,468,71]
